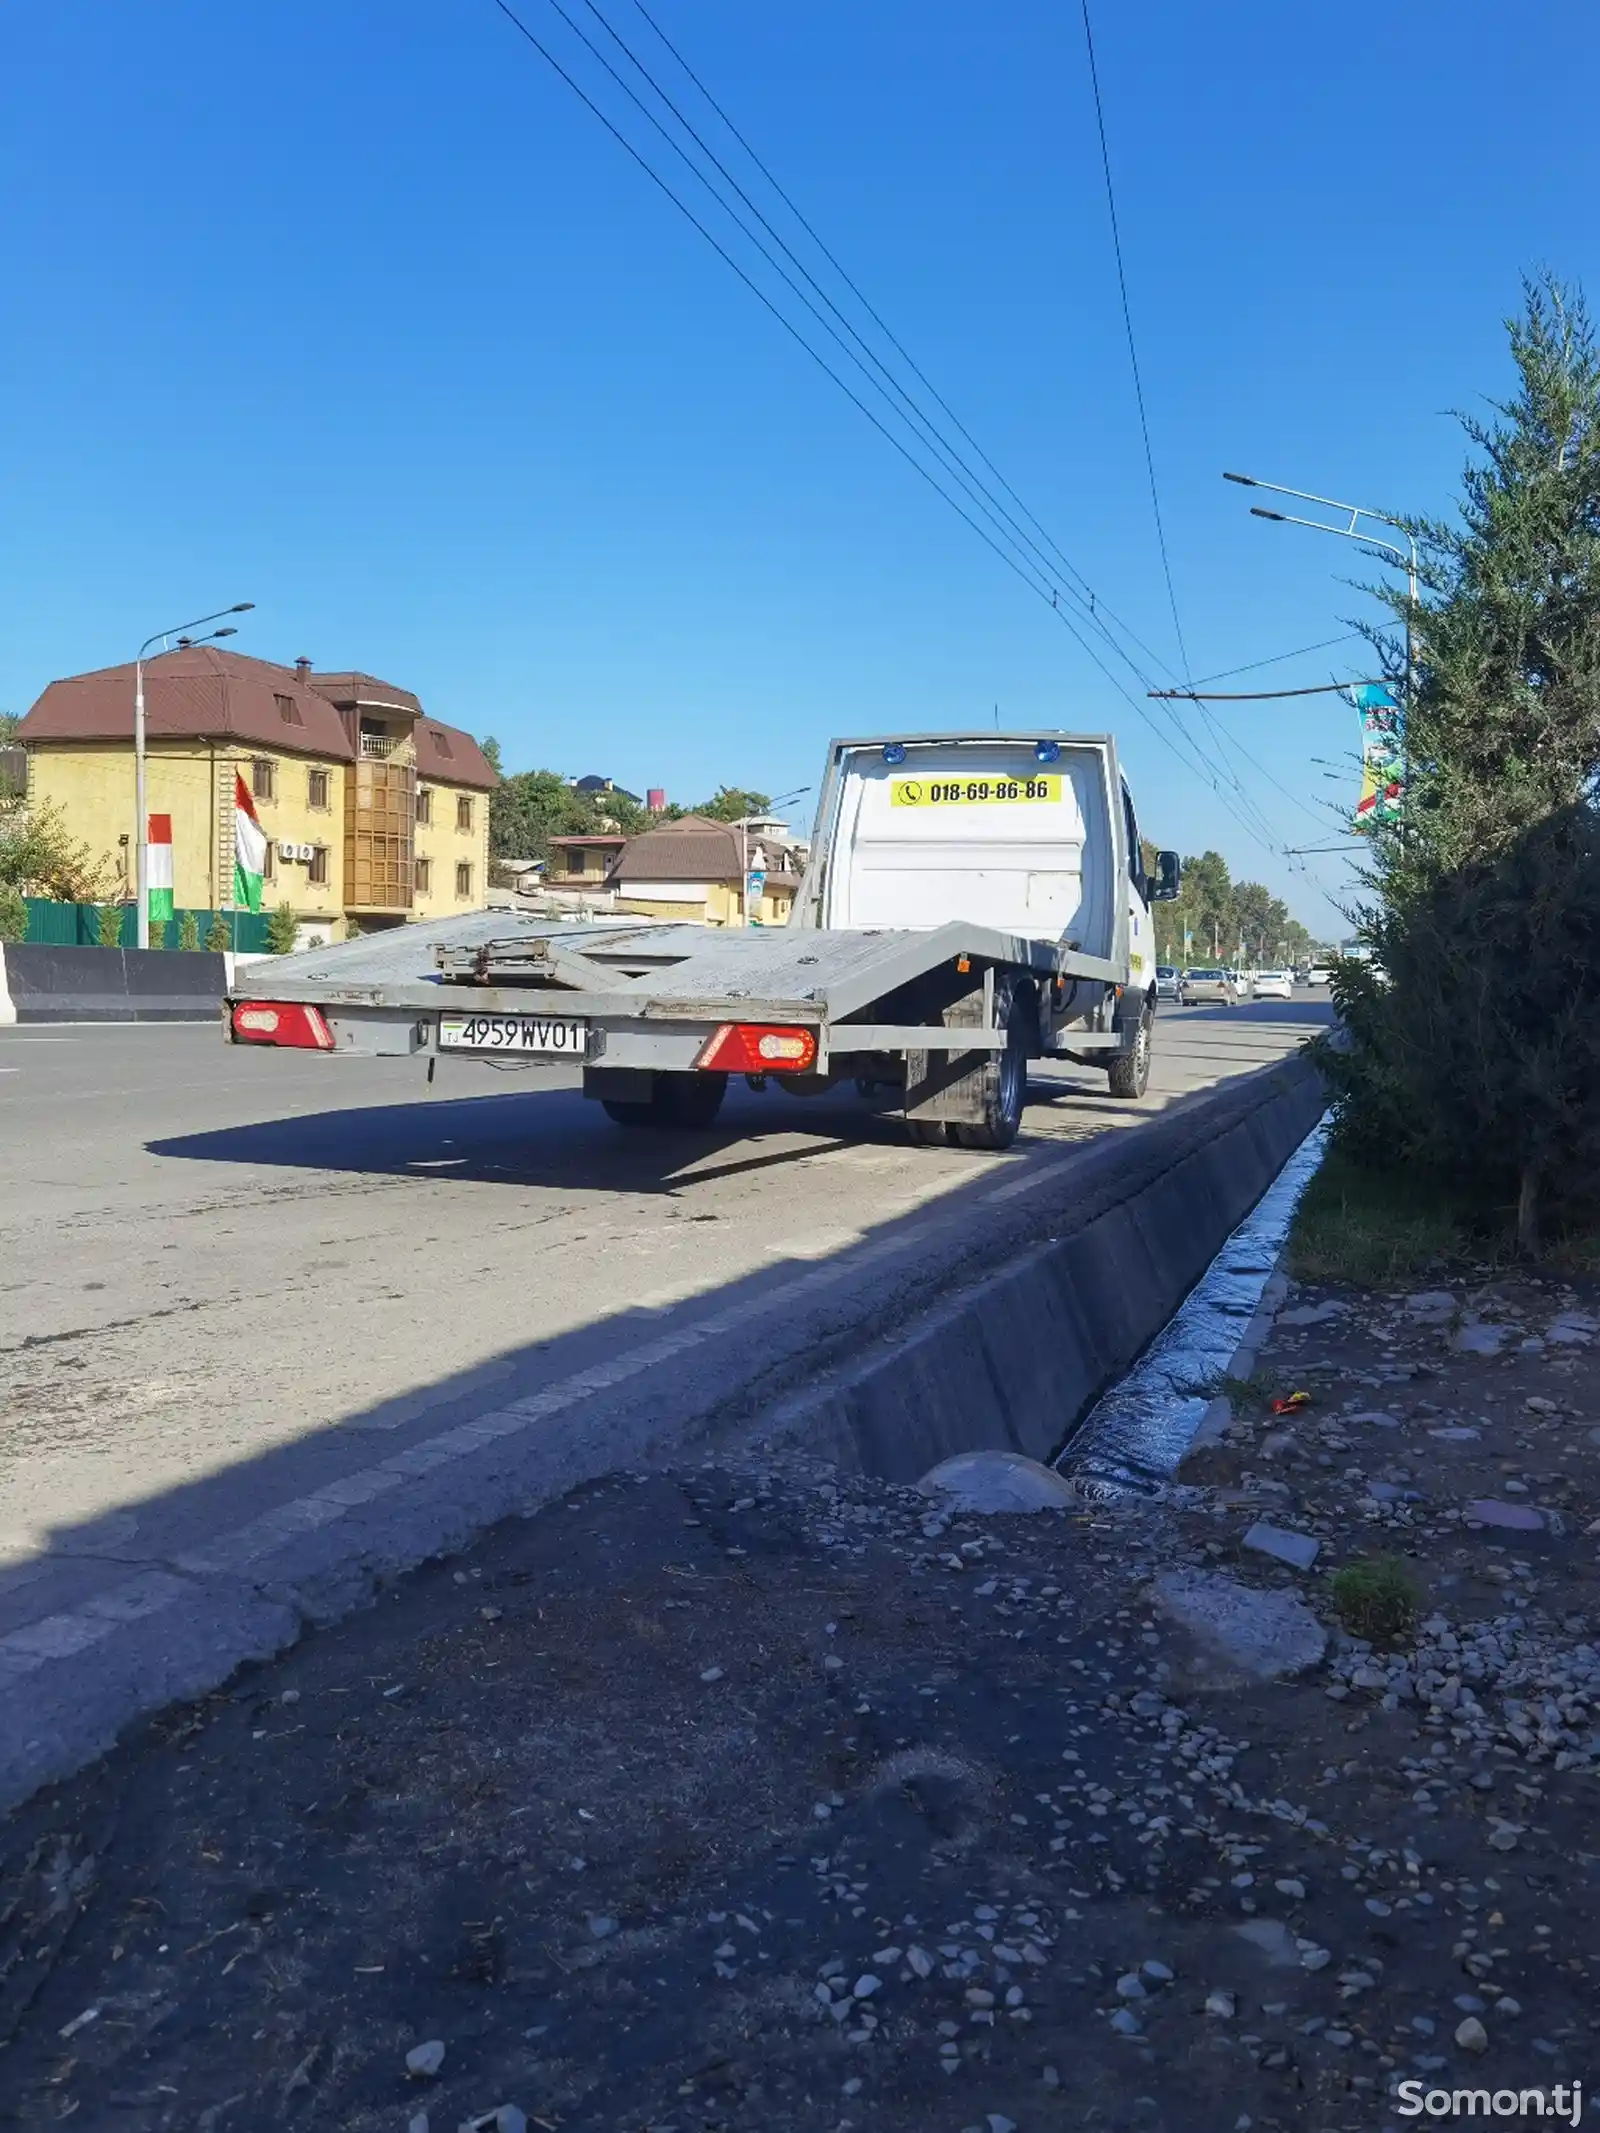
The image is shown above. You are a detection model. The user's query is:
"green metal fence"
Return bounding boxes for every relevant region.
[21,901,274,952]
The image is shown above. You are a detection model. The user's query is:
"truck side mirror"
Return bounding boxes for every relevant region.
[1152,850,1181,902]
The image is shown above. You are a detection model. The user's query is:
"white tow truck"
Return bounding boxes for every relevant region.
[225,731,1180,1152]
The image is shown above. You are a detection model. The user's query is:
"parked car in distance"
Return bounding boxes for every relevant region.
[1253,968,1293,1002]
[1179,967,1234,1005]
[1229,968,1255,1002]
[1154,964,1181,1002]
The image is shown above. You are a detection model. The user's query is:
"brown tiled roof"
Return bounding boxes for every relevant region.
[606,815,740,883]
[606,816,801,884]
[20,647,353,760]
[546,833,628,848]
[306,670,424,717]
[20,647,496,787]
[414,720,497,791]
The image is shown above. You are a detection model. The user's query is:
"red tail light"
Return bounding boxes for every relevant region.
[695,1023,818,1073]
[231,1000,335,1050]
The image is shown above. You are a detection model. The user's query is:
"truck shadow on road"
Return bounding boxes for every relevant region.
[146,1082,918,1193]
[144,1070,1227,1194]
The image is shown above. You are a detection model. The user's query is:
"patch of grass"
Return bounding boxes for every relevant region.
[1287,1147,1486,1286]
[1327,1554,1423,1647]
[1199,1371,1274,1414]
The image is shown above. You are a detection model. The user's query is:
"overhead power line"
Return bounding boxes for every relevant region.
[1188,632,1371,687]
[485,0,1321,867]
[1079,0,1190,683]
[1149,678,1386,701]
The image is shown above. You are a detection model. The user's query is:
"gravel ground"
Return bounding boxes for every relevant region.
[2,1269,1598,2132]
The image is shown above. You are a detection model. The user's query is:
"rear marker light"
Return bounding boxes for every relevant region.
[695,1023,818,1073]
[231,1000,335,1050]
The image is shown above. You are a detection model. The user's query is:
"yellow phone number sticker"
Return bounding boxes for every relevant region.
[890,773,1061,807]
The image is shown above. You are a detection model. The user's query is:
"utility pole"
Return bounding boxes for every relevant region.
[133,605,254,946]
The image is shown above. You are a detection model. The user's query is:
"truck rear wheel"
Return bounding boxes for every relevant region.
[948,984,1030,1151]
[603,1072,727,1130]
[1107,998,1152,1100]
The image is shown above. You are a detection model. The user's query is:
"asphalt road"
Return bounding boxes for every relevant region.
[0,996,1329,1795]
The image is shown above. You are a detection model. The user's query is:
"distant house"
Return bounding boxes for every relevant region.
[545,832,629,887]
[605,813,803,926]
[569,773,641,804]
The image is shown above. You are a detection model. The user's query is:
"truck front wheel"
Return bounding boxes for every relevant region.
[602,1071,728,1130]
[1107,999,1152,1100]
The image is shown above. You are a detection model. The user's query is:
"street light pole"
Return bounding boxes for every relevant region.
[1223,471,1418,705]
[739,785,811,927]
[132,604,254,946]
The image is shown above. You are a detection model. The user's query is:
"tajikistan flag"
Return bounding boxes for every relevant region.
[147,814,174,924]
[232,771,267,911]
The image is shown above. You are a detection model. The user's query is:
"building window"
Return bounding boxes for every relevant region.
[429,728,454,760]
[307,767,330,810]
[251,758,276,801]
[416,786,433,826]
[415,856,432,894]
[262,840,276,883]
[308,846,329,886]
[455,861,473,899]
[274,693,303,727]
[456,795,473,832]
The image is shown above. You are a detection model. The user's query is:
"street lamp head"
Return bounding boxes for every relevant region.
[212,627,237,639]
[1249,506,1287,522]
[230,603,255,613]
[1222,471,1257,486]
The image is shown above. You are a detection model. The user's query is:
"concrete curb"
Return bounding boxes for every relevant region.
[0,944,14,1027]
[744,1056,1326,1480]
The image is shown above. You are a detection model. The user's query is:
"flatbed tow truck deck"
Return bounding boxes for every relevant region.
[226,731,1178,1150]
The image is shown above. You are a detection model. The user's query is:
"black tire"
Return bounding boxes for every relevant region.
[602,1098,655,1127]
[1107,999,1152,1100]
[906,1119,953,1147]
[949,983,1031,1151]
[602,1072,727,1130]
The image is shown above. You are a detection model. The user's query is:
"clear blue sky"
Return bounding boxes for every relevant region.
[2,0,1594,929]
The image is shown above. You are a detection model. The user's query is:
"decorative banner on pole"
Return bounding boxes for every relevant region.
[232,771,266,911]
[146,815,174,924]
[745,868,766,927]
[1353,683,1404,829]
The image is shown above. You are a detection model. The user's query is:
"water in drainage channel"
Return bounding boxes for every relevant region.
[1053,1118,1328,1501]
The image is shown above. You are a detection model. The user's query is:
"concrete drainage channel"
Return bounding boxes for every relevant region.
[1055,1118,1327,1499]
[745,1053,1327,1481]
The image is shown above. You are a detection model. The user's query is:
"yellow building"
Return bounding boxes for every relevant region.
[18,648,494,936]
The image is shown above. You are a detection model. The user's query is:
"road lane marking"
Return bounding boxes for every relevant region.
[0,1223,922,1668]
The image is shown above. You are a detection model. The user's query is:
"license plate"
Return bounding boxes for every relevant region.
[890,773,1060,807]
[437,1014,588,1055]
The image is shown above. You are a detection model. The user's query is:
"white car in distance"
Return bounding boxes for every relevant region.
[1252,968,1293,1002]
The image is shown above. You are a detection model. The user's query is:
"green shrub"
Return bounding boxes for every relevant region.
[205,913,230,953]
[147,916,167,950]
[96,902,123,948]
[0,881,25,942]
[1328,1555,1422,1647]
[1322,279,1600,1254]
[265,903,300,955]
[177,909,200,951]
